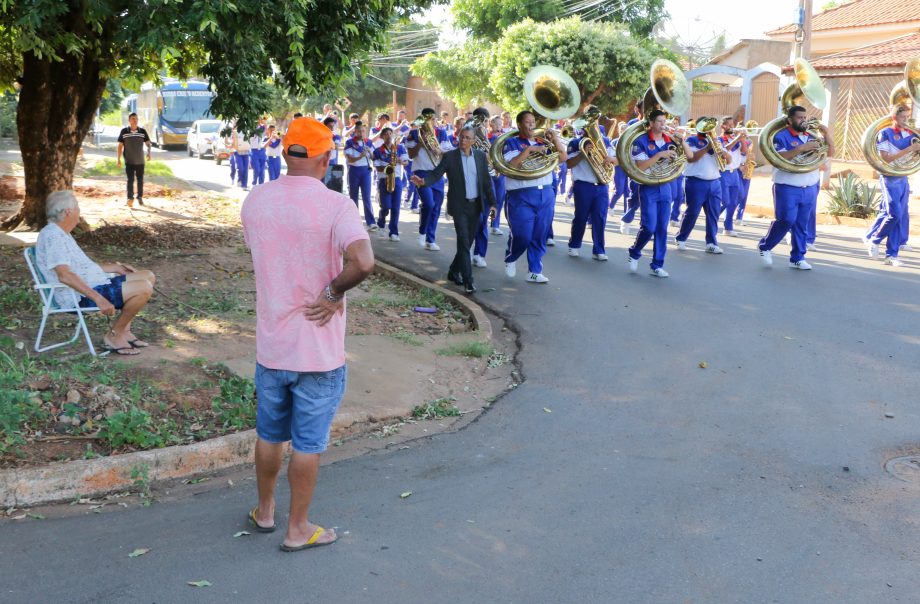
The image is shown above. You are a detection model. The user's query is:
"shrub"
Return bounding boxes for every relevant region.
[827,173,880,219]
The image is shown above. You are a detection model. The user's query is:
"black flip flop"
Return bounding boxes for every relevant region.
[248,507,276,533]
[128,339,149,348]
[102,344,140,356]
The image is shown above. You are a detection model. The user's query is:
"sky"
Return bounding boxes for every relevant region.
[422,0,804,51]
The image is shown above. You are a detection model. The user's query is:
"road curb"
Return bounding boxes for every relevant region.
[0,261,493,508]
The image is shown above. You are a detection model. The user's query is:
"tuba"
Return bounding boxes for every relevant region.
[616,59,691,185]
[861,57,920,177]
[412,114,443,165]
[489,65,581,179]
[758,58,829,174]
[577,105,614,184]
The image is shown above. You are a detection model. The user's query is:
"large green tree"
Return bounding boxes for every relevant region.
[0,0,434,229]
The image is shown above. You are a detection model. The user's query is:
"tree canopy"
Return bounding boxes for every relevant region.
[0,0,435,228]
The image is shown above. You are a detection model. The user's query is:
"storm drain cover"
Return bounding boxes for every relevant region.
[884,456,920,483]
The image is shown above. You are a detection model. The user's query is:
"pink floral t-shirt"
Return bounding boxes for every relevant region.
[241,175,369,372]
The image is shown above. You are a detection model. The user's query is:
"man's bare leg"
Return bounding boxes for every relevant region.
[254,438,283,528]
[122,271,155,345]
[283,452,336,547]
[105,279,152,350]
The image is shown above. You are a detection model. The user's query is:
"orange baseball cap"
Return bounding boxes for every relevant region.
[282,117,334,158]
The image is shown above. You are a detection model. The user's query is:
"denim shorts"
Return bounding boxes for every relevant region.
[255,363,347,454]
[79,275,127,309]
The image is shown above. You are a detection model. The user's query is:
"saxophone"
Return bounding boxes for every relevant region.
[578,105,613,184]
[384,135,401,193]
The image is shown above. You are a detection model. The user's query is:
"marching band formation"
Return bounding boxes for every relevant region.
[243,56,919,287]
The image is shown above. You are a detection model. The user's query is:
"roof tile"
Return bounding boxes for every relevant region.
[767,0,920,35]
[804,32,920,70]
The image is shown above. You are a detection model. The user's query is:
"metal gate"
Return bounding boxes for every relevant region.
[828,74,900,161]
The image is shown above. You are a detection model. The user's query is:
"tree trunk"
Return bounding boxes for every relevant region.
[1,46,106,230]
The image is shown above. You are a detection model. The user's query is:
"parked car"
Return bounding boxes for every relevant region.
[186,120,225,159]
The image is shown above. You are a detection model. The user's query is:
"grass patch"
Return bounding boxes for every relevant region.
[85,158,174,178]
[405,287,447,309]
[411,397,461,419]
[436,341,494,358]
[388,330,423,346]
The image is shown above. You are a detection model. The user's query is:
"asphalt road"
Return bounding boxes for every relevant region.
[3,169,920,602]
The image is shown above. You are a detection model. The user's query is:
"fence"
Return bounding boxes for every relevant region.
[827,74,900,162]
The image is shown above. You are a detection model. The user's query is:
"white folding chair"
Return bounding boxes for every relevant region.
[23,246,100,356]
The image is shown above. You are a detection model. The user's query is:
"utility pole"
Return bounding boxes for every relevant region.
[795,0,813,59]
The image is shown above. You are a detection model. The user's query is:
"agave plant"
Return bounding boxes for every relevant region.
[827,173,880,219]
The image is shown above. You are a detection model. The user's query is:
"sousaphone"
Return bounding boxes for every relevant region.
[860,57,920,177]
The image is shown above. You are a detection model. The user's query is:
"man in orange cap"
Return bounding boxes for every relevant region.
[241,117,375,552]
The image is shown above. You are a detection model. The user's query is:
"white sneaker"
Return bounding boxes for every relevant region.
[505,262,517,278]
[900,244,913,252]
[425,242,440,251]
[527,272,549,283]
[568,248,580,257]
[389,234,400,242]
[760,249,773,266]
[806,243,817,251]
[725,230,739,238]
[670,220,680,228]
[676,240,687,251]
[884,256,903,267]
[490,227,505,236]
[790,260,812,270]
[783,234,791,245]
[418,234,426,247]
[620,222,630,235]
[737,219,745,226]
[378,228,388,237]
[472,254,487,268]
[650,267,669,278]
[546,238,556,247]
[367,224,379,232]
[705,244,724,254]
[593,253,608,261]
[867,242,879,258]
[411,208,420,214]
[627,257,638,273]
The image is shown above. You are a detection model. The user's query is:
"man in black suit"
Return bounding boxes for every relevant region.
[411,126,496,293]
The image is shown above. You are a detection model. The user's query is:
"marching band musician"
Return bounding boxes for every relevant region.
[391,110,414,209]
[372,127,409,242]
[448,117,465,148]
[718,116,748,237]
[668,117,687,227]
[406,107,455,251]
[609,122,630,211]
[264,125,283,181]
[469,108,498,268]
[565,122,617,261]
[501,110,568,284]
[487,116,507,236]
[343,113,360,138]
[675,117,732,255]
[626,109,694,278]
[249,117,268,187]
[369,113,391,149]
[756,105,834,270]
[501,111,513,133]
[343,121,378,230]
[864,103,918,266]
[554,119,572,205]
[737,135,755,225]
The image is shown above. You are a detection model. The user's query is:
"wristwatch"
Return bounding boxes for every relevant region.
[324,284,343,303]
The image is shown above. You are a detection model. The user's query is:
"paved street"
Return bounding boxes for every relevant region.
[3,163,920,602]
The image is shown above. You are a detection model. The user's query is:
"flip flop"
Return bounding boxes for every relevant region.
[247,507,276,533]
[279,526,337,552]
[128,339,149,348]
[102,344,140,356]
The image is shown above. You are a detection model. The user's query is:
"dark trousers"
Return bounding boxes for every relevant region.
[125,163,145,200]
[450,199,482,287]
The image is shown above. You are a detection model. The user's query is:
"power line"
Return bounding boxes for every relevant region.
[365,73,440,92]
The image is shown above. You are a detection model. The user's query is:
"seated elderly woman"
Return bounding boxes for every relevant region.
[35,190,156,356]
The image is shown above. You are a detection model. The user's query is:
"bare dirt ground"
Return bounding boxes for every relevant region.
[0,164,517,474]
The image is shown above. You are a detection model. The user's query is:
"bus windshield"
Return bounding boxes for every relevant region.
[198,122,221,133]
[161,91,212,126]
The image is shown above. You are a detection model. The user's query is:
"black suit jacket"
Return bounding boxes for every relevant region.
[420,148,497,215]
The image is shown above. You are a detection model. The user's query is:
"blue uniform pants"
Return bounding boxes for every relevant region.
[737,176,751,220]
[473,203,493,258]
[569,180,610,255]
[622,180,640,223]
[250,149,266,186]
[868,176,908,258]
[720,170,740,231]
[558,163,570,198]
[229,152,237,183]
[491,175,506,230]
[376,179,402,236]
[610,167,629,210]
[505,186,554,274]
[629,183,673,270]
[669,175,686,222]
[404,161,420,209]
[758,183,819,263]
[676,177,721,245]
[235,154,250,188]
[267,156,282,181]
[414,169,444,243]
[348,165,374,225]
